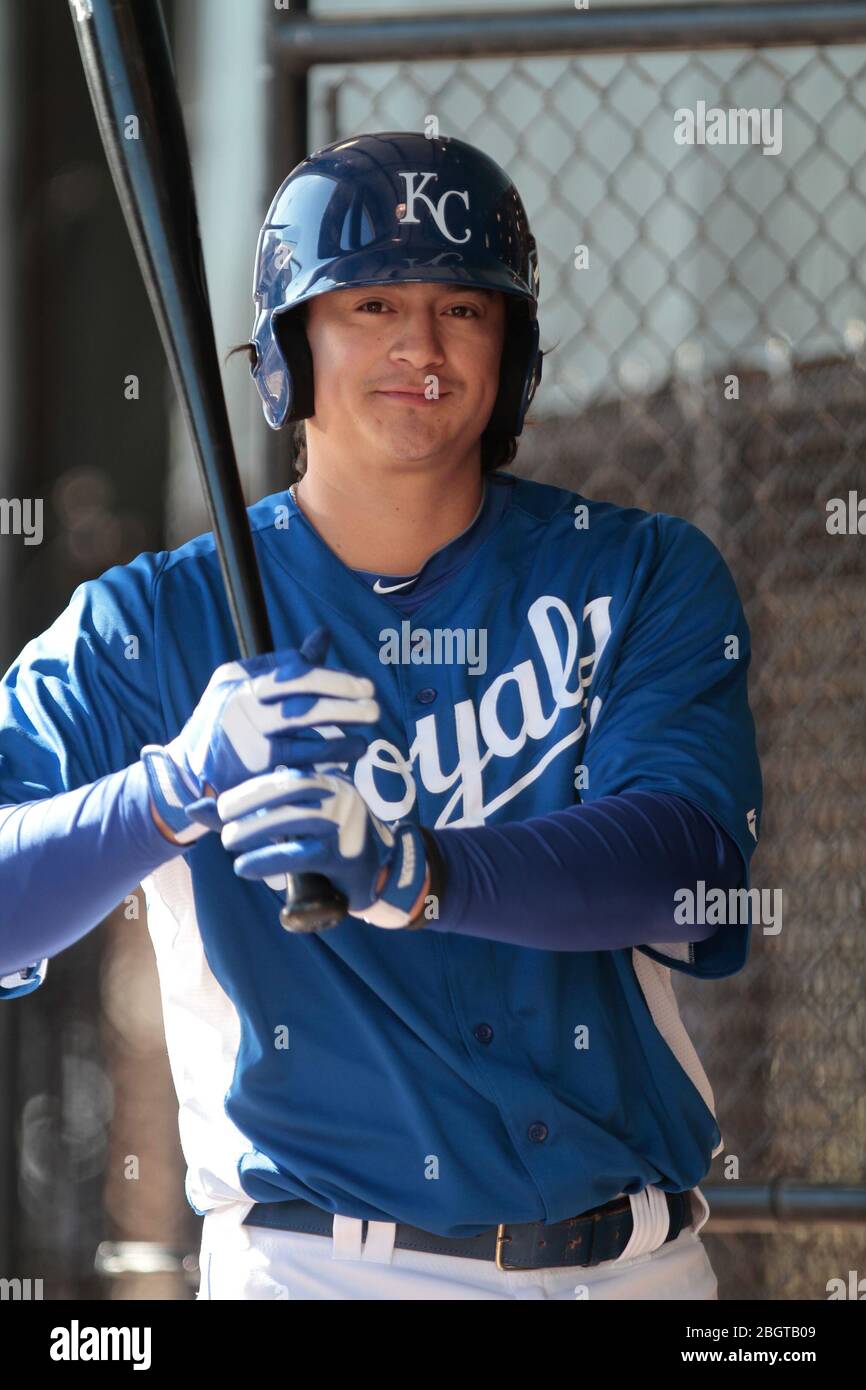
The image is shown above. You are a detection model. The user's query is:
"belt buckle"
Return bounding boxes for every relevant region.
[495,1222,521,1272]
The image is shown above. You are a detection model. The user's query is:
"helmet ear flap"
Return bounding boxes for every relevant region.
[487,298,537,438]
[274,308,315,422]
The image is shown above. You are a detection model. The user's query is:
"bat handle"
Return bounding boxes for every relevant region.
[279,872,348,933]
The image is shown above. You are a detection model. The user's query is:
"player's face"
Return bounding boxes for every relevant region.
[303,283,506,468]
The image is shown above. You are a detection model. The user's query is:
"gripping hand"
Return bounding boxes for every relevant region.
[141,627,379,845]
[217,767,430,928]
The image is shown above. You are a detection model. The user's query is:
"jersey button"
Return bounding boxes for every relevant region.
[527,1122,549,1143]
[473,1023,494,1045]
[416,687,437,704]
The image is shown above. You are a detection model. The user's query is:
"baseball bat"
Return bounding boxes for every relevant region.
[69,0,346,932]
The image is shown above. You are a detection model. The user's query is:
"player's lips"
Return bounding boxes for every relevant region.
[375,388,450,405]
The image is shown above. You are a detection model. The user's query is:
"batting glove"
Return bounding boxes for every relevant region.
[141,627,379,846]
[217,767,432,929]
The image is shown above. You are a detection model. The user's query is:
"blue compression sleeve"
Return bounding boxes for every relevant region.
[0,760,182,992]
[423,790,744,952]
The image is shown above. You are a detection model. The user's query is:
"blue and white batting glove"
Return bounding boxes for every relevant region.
[141,627,379,846]
[217,767,431,929]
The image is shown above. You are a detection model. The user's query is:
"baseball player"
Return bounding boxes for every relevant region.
[0,132,761,1301]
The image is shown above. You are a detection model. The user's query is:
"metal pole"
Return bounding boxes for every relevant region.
[702,1183,866,1231]
[274,3,866,72]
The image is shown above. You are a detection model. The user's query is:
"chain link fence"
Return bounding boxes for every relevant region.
[300,21,866,1300]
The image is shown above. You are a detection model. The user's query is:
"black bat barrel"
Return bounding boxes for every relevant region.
[69,0,347,932]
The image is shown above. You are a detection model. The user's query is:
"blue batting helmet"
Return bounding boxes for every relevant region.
[249,131,543,437]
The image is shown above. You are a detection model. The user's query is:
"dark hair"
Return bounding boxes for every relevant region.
[226,297,554,479]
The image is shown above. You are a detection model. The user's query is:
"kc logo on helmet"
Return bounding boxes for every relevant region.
[397,172,470,244]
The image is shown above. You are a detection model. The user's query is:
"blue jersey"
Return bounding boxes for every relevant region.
[0,473,761,1235]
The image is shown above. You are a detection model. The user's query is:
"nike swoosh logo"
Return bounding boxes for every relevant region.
[373,577,418,594]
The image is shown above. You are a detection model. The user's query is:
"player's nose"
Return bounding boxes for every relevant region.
[387,312,448,364]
